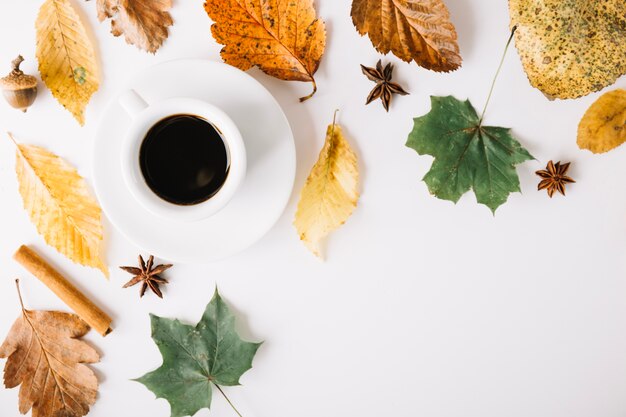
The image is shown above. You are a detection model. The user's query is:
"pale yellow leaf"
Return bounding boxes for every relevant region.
[11,135,108,276]
[36,0,99,125]
[577,89,626,154]
[294,115,359,257]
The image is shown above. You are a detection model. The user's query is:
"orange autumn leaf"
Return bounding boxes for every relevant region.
[351,0,461,72]
[204,0,326,102]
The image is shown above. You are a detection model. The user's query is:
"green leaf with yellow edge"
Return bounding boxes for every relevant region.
[577,89,626,154]
[134,289,262,417]
[510,0,626,99]
[406,96,534,213]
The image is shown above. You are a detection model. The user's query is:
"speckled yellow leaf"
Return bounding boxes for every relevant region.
[36,0,99,125]
[510,0,626,99]
[577,89,626,153]
[10,135,108,276]
[204,0,326,102]
[294,114,359,258]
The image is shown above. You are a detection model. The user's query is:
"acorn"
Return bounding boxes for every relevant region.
[0,55,38,112]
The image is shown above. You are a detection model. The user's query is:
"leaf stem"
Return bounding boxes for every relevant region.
[215,384,244,417]
[7,132,18,146]
[479,26,517,126]
[299,79,318,102]
[14,279,26,312]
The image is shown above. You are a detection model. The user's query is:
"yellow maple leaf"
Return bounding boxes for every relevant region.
[577,89,626,154]
[294,113,359,258]
[10,134,108,276]
[36,0,99,125]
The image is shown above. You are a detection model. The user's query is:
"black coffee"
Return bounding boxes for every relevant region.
[139,114,230,205]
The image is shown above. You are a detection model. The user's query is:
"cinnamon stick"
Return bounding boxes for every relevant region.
[13,245,113,336]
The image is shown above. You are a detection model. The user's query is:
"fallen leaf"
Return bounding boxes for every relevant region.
[10,134,108,276]
[294,112,359,257]
[577,89,626,153]
[135,289,261,417]
[204,0,326,102]
[510,0,626,99]
[351,0,461,72]
[36,0,99,125]
[406,96,534,213]
[96,0,173,53]
[0,281,100,417]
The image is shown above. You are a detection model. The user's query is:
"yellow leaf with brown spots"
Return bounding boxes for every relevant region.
[36,0,99,125]
[577,89,626,153]
[510,0,626,99]
[204,0,326,102]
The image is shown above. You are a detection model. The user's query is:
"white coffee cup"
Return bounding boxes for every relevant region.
[119,90,246,222]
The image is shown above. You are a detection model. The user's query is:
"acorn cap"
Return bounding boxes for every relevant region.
[1,56,37,91]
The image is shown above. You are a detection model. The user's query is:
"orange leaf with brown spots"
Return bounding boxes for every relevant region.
[204,0,326,102]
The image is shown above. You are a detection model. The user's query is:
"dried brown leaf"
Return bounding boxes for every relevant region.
[97,0,173,53]
[0,286,99,417]
[351,0,461,71]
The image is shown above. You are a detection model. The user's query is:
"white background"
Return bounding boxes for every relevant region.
[1,1,626,416]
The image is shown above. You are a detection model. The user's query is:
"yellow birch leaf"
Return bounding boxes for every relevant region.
[36,0,99,125]
[294,113,359,258]
[10,135,108,276]
[577,89,626,154]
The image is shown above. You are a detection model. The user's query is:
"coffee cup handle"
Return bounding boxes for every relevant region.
[119,89,148,118]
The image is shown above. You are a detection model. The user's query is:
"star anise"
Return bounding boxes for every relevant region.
[120,255,172,298]
[361,60,409,112]
[536,160,576,197]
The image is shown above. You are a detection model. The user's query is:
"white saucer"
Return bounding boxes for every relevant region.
[92,59,296,263]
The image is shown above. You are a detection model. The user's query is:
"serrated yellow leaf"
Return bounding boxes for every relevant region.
[577,89,626,154]
[11,135,108,276]
[36,0,99,125]
[294,114,359,258]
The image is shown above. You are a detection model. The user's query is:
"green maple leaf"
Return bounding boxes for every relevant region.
[135,289,262,417]
[406,95,534,213]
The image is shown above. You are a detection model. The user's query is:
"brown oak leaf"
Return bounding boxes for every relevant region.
[0,284,99,417]
[204,0,326,102]
[351,0,461,72]
[97,0,173,53]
